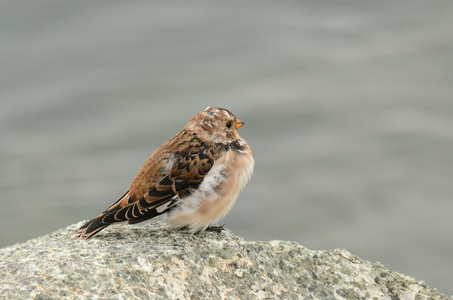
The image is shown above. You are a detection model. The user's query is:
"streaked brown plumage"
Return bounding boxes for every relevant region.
[75,107,254,239]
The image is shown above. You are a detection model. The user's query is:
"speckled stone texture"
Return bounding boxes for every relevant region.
[0,222,449,300]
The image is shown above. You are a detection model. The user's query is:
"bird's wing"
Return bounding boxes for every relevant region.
[126,146,216,224]
[75,136,223,239]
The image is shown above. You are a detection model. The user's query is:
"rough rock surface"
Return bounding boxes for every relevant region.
[0,222,449,299]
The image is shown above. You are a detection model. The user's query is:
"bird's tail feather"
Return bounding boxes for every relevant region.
[74,196,176,239]
[74,203,123,240]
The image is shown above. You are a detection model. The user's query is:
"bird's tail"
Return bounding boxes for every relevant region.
[74,191,175,239]
[74,214,113,240]
[74,191,131,239]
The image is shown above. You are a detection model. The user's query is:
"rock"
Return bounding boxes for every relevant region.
[0,222,449,299]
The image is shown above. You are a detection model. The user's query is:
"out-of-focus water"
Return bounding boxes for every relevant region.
[1,1,452,295]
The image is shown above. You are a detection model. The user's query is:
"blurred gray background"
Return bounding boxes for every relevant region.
[1,1,452,295]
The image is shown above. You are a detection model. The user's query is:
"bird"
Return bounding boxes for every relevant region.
[74,107,254,239]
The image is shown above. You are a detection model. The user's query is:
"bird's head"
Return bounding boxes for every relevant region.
[186,106,245,144]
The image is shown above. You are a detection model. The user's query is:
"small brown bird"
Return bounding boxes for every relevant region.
[75,107,254,239]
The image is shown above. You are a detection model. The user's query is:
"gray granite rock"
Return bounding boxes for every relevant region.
[0,222,449,300]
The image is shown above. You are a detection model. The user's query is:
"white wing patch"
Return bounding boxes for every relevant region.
[156,201,172,213]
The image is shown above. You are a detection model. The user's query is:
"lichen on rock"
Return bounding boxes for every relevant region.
[0,222,449,299]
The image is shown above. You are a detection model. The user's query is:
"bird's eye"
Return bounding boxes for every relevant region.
[226,121,232,128]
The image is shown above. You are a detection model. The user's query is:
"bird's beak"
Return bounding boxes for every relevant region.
[236,120,244,129]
